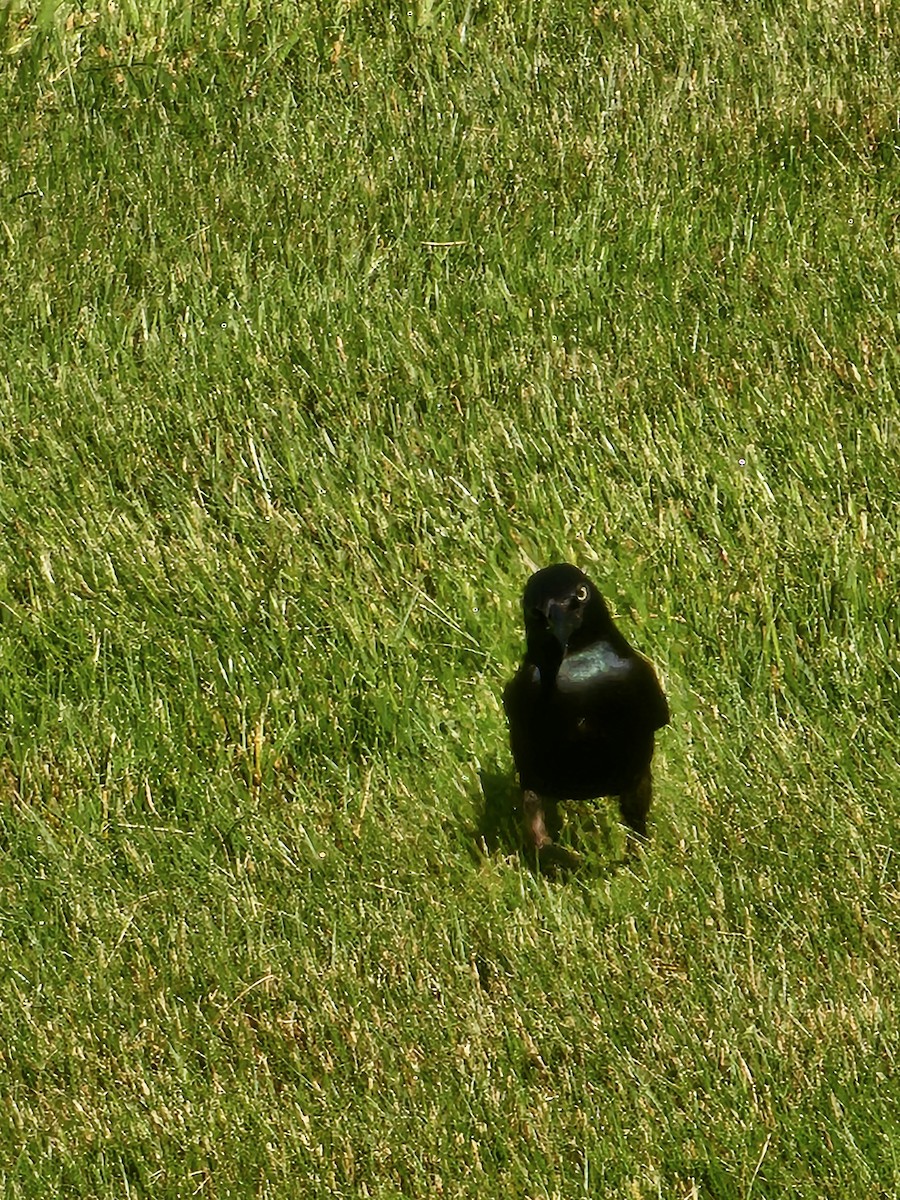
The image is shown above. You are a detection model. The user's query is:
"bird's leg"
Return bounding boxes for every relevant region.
[522,789,552,850]
[618,769,652,838]
[523,791,580,871]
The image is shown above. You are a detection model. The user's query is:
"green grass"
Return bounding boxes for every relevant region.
[1,1,899,1195]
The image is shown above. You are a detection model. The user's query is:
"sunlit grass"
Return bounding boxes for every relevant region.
[1,2,899,1196]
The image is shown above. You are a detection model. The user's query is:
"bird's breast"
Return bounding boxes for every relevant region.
[555,642,633,692]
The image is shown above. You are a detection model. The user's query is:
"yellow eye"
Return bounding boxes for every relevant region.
[575,584,589,603]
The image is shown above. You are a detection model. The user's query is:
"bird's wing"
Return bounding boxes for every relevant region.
[617,651,668,729]
[617,653,669,731]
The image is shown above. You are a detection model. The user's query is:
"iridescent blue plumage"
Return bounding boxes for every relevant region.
[556,642,634,690]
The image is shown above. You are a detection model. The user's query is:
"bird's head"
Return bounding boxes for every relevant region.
[522,563,614,669]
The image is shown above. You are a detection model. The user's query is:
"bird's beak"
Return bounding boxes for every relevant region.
[546,600,573,650]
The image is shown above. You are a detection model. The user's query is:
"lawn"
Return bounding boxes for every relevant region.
[1,1,899,1195]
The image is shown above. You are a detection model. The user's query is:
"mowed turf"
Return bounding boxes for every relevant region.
[1,2,898,1195]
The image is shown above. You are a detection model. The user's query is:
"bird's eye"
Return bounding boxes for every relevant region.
[575,584,589,603]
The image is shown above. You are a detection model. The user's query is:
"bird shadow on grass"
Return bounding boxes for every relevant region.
[471,759,627,881]
[471,760,526,858]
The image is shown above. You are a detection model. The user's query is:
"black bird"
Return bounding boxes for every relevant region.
[503,563,669,861]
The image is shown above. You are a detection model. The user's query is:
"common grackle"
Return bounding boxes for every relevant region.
[503,563,668,862]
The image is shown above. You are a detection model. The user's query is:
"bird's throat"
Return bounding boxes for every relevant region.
[531,643,564,692]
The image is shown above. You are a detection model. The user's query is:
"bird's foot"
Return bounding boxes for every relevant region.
[536,841,582,873]
[522,790,581,872]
